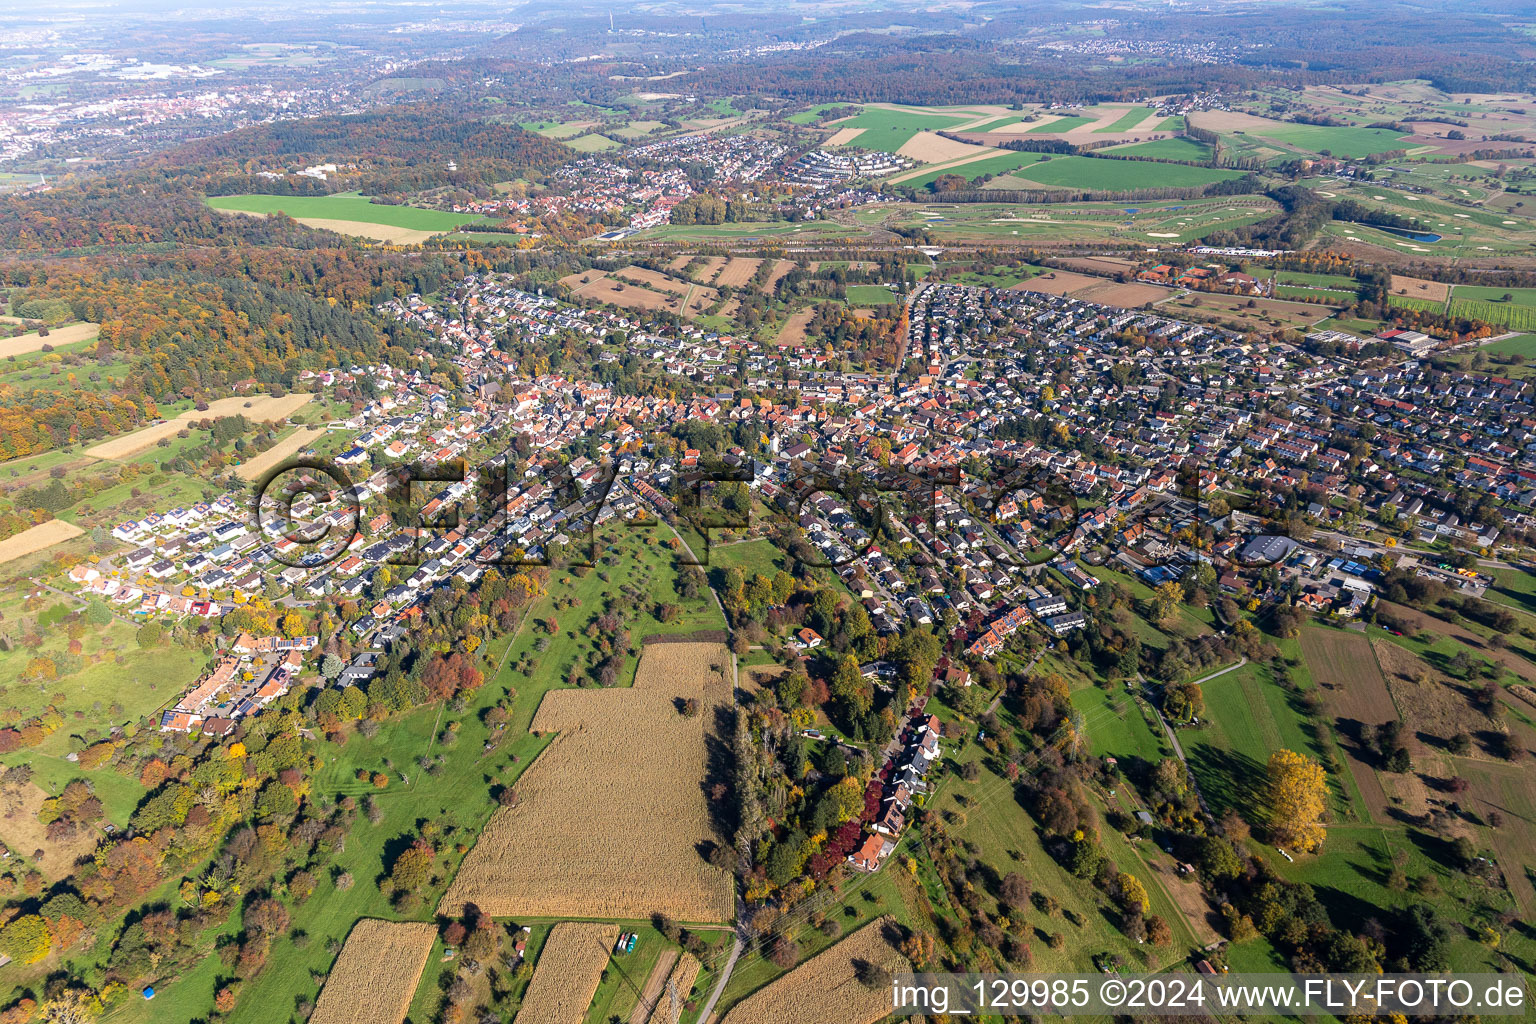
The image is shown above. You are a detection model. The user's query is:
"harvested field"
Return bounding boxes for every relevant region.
[631,950,678,1024]
[310,919,436,1024]
[1072,280,1171,307]
[1013,270,1104,296]
[0,519,84,564]
[518,922,621,1024]
[293,218,439,244]
[1389,274,1451,303]
[718,917,909,1024]
[824,127,864,146]
[617,266,696,296]
[0,321,99,358]
[440,643,735,922]
[715,257,762,288]
[763,259,797,293]
[637,951,701,1024]
[776,307,816,346]
[85,393,313,460]
[1299,627,1395,823]
[1460,760,1536,914]
[1060,256,1138,275]
[693,256,728,284]
[563,273,675,312]
[0,782,100,879]
[1163,292,1330,331]
[886,145,1009,184]
[235,425,323,481]
[896,131,986,164]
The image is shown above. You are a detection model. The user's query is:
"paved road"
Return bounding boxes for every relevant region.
[1188,656,1248,686]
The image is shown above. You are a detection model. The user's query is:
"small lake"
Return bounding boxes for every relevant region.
[1372,224,1442,243]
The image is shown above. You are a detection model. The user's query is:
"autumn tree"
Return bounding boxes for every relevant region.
[1152,581,1183,625]
[1265,748,1327,853]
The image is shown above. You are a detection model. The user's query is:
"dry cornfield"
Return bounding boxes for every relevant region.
[643,952,702,1024]
[517,922,621,1024]
[718,917,909,1024]
[309,919,437,1024]
[440,643,734,922]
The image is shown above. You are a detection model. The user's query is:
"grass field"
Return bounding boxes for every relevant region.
[1485,334,1536,360]
[1105,137,1214,161]
[566,133,622,153]
[206,192,487,232]
[844,284,898,306]
[1007,156,1244,190]
[1178,660,1332,819]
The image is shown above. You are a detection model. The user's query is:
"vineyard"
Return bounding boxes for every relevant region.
[1387,294,1446,315]
[1447,298,1536,332]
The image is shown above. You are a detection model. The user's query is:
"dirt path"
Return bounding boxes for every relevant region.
[629,949,680,1024]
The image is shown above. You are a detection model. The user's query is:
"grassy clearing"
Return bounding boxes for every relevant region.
[206,192,487,231]
[565,134,622,153]
[844,284,898,306]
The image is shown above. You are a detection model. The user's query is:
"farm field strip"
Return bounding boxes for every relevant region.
[310,919,437,1024]
[518,922,620,1024]
[0,321,100,358]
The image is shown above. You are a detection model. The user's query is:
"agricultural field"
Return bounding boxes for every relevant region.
[1004,156,1244,191]
[1448,292,1536,331]
[84,393,312,460]
[1104,137,1215,161]
[891,150,1045,189]
[517,922,620,1024]
[0,321,100,359]
[310,920,437,1024]
[641,952,701,1024]
[1096,107,1156,132]
[1298,627,1396,824]
[206,192,490,242]
[717,917,909,1024]
[559,266,735,322]
[438,643,735,922]
[818,105,978,152]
